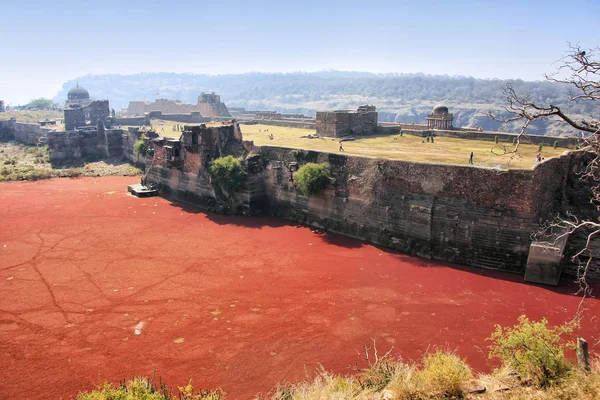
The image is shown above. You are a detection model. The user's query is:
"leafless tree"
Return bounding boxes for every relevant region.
[490,45,600,297]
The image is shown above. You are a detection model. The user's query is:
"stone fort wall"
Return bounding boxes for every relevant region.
[259,147,568,273]
[3,117,593,278]
[316,106,378,138]
[0,120,53,145]
[46,129,125,162]
[146,111,211,124]
[140,122,574,275]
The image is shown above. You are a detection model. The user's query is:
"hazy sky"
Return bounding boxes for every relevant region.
[1,0,599,105]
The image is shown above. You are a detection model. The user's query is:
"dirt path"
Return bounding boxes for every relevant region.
[1,177,598,399]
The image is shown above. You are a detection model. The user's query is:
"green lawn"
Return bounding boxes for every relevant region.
[154,120,564,169]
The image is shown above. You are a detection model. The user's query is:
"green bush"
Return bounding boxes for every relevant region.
[294,163,331,196]
[538,143,544,152]
[513,137,518,145]
[554,140,559,149]
[290,149,303,159]
[210,155,246,193]
[133,140,147,158]
[417,350,472,397]
[488,315,573,387]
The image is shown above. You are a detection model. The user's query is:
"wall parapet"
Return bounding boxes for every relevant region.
[390,127,578,148]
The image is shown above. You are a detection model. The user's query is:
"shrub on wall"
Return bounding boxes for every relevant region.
[133,140,147,159]
[294,162,332,196]
[210,155,246,193]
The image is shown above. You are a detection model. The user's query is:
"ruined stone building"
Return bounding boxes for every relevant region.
[427,105,454,129]
[126,99,198,116]
[125,92,231,119]
[63,85,110,131]
[197,92,231,118]
[316,105,377,137]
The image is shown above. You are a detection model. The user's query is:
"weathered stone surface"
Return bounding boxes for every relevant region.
[316,105,377,137]
[0,120,52,144]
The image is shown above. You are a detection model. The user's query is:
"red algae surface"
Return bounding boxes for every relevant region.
[1,176,599,399]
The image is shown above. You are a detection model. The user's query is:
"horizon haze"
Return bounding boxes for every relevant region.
[2,0,599,105]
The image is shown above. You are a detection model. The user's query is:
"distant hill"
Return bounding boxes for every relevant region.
[54,72,595,136]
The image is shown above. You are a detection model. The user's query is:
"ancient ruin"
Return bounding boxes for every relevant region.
[316,105,378,137]
[197,92,231,118]
[63,85,110,131]
[0,97,593,286]
[427,105,454,129]
[126,99,198,115]
[125,92,231,118]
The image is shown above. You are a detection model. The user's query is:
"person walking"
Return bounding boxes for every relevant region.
[469,151,474,165]
[339,139,344,152]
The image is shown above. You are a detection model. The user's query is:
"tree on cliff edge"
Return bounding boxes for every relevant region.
[492,44,600,295]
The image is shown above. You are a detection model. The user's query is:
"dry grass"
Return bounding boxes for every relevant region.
[240,124,564,170]
[151,120,563,169]
[263,355,600,400]
[75,353,600,399]
[0,143,141,181]
[0,110,63,125]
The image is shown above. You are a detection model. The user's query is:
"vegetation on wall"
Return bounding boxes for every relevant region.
[133,139,147,159]
[293,162,331,196]
[209,155,246,193]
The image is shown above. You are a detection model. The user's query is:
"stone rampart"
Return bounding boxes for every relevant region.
[391,127,578,148]
[259,146,570,273]
[241,120,317,130]
[113,116,149,126]
[47,128,124,162]
[0,121,53,145]
[147,111,210,123]
[0,120,15,141]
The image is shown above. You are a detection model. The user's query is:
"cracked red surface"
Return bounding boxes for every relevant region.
[1,177,599,399]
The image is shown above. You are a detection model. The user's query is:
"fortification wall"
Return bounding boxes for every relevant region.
[0,121,52,145]
[259,147,569,273]
[122,129,144,165]
[393,128,578,148]
[315,112,343,137]
[243,120,317,130]
[0,120,15,141]
[113,116,149,126]
[147,111,210,123]
[47,129,124,162]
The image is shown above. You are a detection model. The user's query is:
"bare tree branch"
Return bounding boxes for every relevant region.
[490,45,600,298]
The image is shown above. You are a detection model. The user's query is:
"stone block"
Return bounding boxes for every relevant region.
[524,243,562,285]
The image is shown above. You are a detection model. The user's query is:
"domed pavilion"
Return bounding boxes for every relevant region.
[65,84,92,107]
[427,105,454,129]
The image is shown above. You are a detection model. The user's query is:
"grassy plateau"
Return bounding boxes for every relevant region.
[155,120,564,170]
